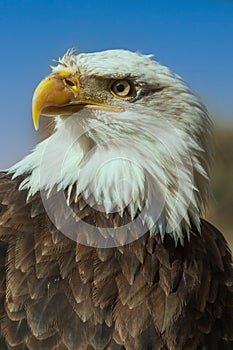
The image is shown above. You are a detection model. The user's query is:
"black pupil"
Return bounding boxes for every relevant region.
[116,83,125,92]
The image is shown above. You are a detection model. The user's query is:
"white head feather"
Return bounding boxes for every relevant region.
[9,49,212,244]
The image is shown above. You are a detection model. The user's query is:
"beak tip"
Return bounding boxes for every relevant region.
[34,123,39,131]
[32,112,40,131]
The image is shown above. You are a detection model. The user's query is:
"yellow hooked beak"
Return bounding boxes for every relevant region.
[32,71,124,130]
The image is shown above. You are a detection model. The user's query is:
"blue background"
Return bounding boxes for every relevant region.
[0,0,233,168]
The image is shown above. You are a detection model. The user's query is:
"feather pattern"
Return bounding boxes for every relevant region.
[0,172,232,349]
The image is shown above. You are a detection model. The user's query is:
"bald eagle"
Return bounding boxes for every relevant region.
[0,50,232,350]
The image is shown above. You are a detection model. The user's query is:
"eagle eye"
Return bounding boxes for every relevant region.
[110,79,132,98]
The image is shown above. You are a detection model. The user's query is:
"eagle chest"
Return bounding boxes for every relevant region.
[0,181,232,349]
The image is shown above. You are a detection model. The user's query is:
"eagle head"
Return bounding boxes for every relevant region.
[10,49,212,245]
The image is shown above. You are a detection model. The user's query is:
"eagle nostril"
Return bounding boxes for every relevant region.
[64,79,75,87]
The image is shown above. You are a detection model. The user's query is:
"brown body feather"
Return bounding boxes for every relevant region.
[0,172,232,350]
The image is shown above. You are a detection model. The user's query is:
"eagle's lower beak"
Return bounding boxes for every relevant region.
[32,72,124,130]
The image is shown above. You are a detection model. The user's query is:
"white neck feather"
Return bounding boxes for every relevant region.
[9,103,211,244]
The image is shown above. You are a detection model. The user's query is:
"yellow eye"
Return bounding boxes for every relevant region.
[110,79,132,98]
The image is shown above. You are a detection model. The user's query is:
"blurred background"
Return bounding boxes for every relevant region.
[0,0,232,248]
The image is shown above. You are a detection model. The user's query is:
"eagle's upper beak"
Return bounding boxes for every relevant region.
[32,72,123,130]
